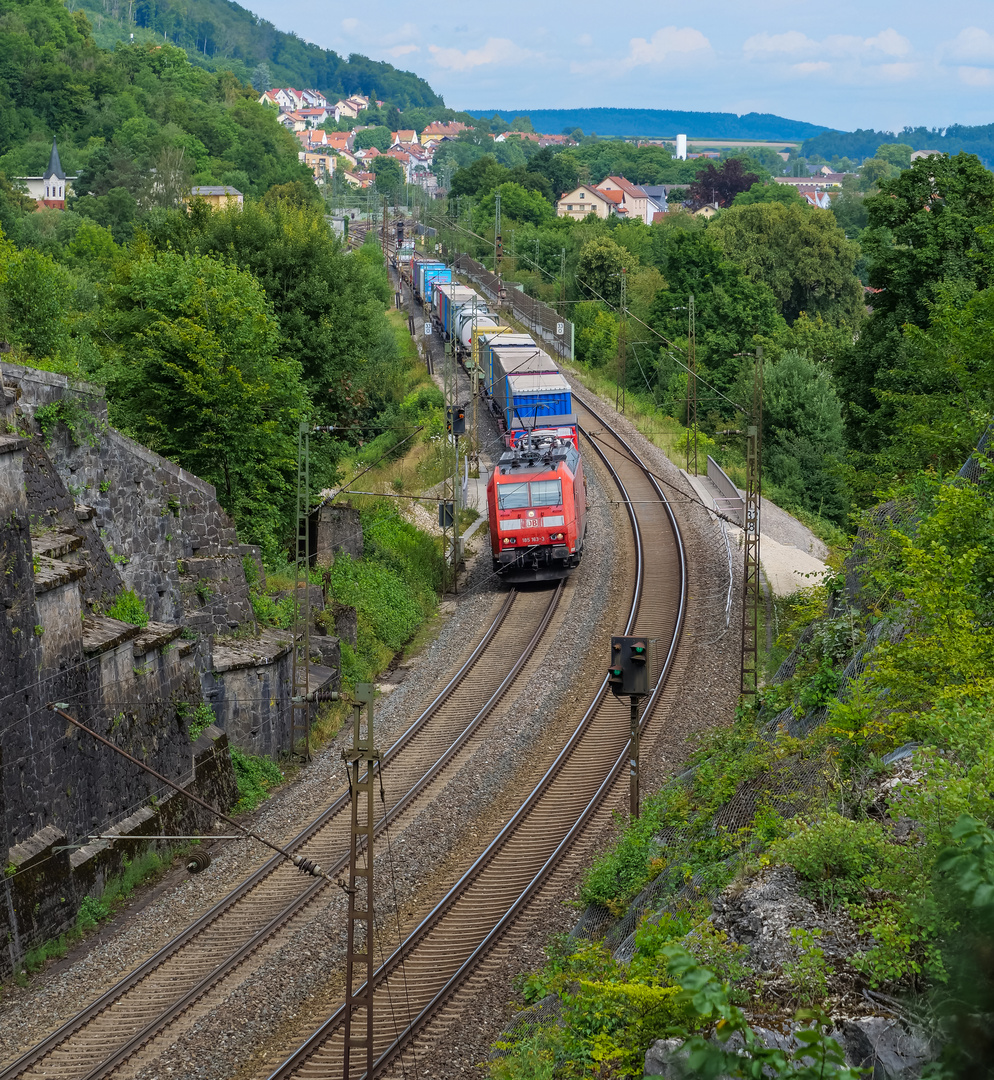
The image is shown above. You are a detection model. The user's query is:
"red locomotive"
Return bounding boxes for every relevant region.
[486,436,586,582]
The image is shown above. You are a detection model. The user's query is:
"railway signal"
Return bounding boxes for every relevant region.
[608,635,651,819]
[446,405,465,436]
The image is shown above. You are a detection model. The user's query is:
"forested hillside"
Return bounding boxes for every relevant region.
[464,107,831,141]
[74,0,442,108]
[802,122,994,167]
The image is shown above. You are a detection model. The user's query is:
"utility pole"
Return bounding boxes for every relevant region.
[494,191,503,308]
[741,348,763,701]
[615,268,627,415]
[290,422,311,760]
[559,247,566,319]
[685,293,698,475]
[341,683,380,1080]
[381,197,387,252]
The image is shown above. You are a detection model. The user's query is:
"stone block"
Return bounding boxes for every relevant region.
[316,502,363,564]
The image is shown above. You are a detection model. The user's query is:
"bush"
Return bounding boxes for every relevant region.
[105,588,150,628]
[769,812,891,906]
[229,747,283,813]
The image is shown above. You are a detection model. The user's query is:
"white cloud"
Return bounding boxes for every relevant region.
[341,17,358,31]
[626,26,711,68]
[577,33,593,47]
[745,30,815,57]
[387,44,419,57]
[958,65,994,86]
[942,27,994,66]
[428,37,534,72]
[792,61,831,75]
[745,28,911,61]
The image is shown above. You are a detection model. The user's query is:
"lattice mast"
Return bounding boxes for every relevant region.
[741,348,763,699]
[342,683,380,1079]
[290,421,311,759]
[615,267,627,414]
[685,293,698,475]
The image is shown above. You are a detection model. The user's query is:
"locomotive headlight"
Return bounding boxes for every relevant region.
[503,537,517,545]
[549,532,565,541]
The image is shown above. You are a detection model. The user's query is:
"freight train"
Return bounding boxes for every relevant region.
[399,247,586,582]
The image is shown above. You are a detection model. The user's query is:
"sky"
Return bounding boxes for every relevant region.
[244,0,994,133]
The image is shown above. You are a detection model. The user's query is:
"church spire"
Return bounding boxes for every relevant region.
[43,138,65,181]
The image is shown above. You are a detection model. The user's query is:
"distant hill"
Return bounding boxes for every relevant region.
[76,0,442,109]
[801,124,994,166]
[463,108,833,141]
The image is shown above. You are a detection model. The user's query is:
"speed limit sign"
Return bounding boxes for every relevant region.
[424,322,432,335]
[556,321,565,335]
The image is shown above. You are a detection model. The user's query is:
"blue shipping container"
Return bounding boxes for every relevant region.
[414,260,444,299]
[422,266,451,304]
[496,372,572,433]
[483,334,538,393]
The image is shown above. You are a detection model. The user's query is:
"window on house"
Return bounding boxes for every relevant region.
[579,192,584,198]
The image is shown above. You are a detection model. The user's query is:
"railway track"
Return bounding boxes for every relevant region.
[259,395,687,1079]
[0,584,567,1080]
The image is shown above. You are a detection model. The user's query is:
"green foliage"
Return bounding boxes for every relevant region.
[835,152,994,455]
[229,747,283,814]
[709,201,863,328]
[660,947,864,1079]
[187,703,216,740]
[102,247,305,561]
[105,588,150,628]
[770,813,891,907]
[782,927,830,1006]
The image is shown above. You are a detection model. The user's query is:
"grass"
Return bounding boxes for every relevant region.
[8,842,196,986]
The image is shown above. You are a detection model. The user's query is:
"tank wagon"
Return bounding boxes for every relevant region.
[434,282,500,357]
[486,437,586,582]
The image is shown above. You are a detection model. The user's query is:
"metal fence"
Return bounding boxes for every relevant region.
[451,253,574,363]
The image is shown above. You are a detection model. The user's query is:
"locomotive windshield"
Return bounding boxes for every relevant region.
[498,479,563,509]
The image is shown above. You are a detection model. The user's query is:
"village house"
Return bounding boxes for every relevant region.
[555,184,617,220]
[184,186,244,211]
[300,151,336,183]
[774,174,846,190]
[596,176,663,225]
[334,99,361,121]
[391,130,418,146]
[277,111,306,133]
[299,106,330,128]
[420,121,467,145]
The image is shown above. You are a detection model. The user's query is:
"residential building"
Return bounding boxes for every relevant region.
[277,111,306,133]
[556,184,616,220]
[774,174,846,190]
[911,149,942,162]
[300,152,336,183]
[596,176,658,225]
[184,186,244,211]
[421,121,467,145]
[299,107,330,128]
[335,99,361,121]
[300,89,328,109]
[391,130,418,146]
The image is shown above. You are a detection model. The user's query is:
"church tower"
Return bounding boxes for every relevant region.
[41,138,66,209]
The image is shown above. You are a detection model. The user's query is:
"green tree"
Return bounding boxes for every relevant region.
[576,235,635,308]
[353,126,392,152]
[731,181,806,208]
[102,249,305,559]
[834,152,994,456]
[473,182,552,230]
[858,156,895,191]
[828,176,869,237]
[760,351,848,523]
[689,158,759,208]
[649,230,784,396]
[371,156,404,201]
[251,62,271,92]
[708,201,863,327]
[876,142,913,170]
